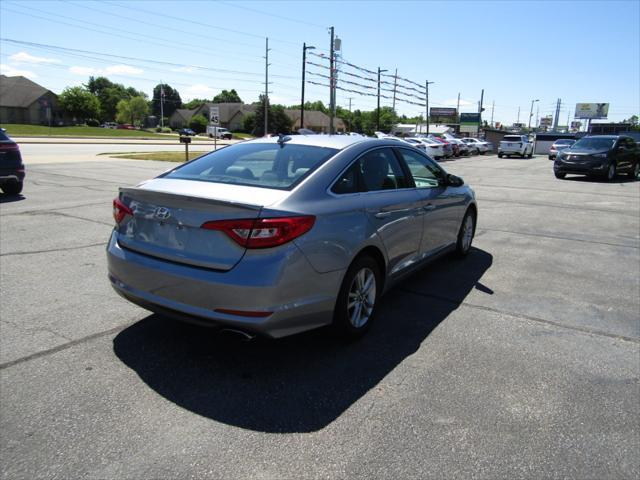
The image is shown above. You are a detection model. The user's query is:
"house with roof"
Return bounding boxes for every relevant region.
[169,102,255,131]
[285,109,346,133]
[0,75,62,125]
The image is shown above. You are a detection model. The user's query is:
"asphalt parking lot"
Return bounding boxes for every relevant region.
[1,146,639,479]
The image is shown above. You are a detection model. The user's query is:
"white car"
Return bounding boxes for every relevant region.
[498,135,534,158]
[407,137,445,159]
[462,138,490,154]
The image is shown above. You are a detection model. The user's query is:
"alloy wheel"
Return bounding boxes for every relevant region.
[461,215,474,252]
[347,268,376,328]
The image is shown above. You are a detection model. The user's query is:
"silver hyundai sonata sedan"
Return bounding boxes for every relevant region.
[107,135,477,339]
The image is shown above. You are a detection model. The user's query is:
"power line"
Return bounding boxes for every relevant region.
[217,1,327,29]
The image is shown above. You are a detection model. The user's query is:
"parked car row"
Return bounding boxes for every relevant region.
[375,132,492,160]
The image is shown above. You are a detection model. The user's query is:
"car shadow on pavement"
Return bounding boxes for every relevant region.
[564,175,637,184]
[0,193,25,203]
[113,248,493,433]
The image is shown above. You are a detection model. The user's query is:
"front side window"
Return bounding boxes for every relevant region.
[162,142,338,190]
[397,148,444,188]
[359,148,409,191]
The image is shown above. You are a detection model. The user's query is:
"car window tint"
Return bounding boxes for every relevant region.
[331,162,359,194]
[397,148,444,188]
[359,148,409,192]
[164,143,338,190]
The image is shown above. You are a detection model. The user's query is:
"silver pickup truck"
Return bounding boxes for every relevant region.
[498,135,534,158]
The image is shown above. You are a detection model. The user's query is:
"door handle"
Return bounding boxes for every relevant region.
[374,211,391,219]
[423,204,436,211]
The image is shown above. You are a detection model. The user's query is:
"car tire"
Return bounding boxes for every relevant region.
[2,181,23,195]
[498,153,503,158]
[528,151,533,158]
[554,171,566,179]
[606,163,617,181]
[629,162,639,180]
[332,255,381,339]
[455,209,476,257]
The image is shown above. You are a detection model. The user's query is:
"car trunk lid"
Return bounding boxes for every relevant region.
[115,179,288,271]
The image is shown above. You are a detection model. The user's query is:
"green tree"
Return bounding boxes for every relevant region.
[189,114,208,133]
[183,98,209,110]
[85,76,146,122]
[213,89,242,103]
[242,113,255,134]
[115,96,149,126]
[252,95,293,135]
[58,86,100,122]
[151,84,182,118]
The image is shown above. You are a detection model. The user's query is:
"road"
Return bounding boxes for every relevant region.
[16,140,226,164]
[1,149,639,479]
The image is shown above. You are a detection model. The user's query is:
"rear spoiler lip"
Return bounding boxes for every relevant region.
[118,186,263,211]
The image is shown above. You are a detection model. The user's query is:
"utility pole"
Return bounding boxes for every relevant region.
[478,89,484,134]
[517,106,521,124]
[159,81,164,128]
[425,80,434,134]
[528,98,539,131]
[553,98,561,131]
[566,111,570,132]
[535,104,539,130]
[392,68,398,112]
[456,92,460,121]
[376,67,388,131]
[264,37,270,136]
[347,97,353,132]
[300,43,315,131]
[329,26,335,134]
[490,100,495,127]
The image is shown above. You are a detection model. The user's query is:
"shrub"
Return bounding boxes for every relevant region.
[189,114,208,134]
[86,119,100,127]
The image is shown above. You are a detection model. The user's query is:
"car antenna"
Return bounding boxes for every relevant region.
[277,133,292,146]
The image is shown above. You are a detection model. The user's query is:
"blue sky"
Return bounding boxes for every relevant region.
[1,0,638,125]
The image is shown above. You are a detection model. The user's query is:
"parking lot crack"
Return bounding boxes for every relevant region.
[399,289,640,344]
[478,228,639,249]
[1,242,107,257]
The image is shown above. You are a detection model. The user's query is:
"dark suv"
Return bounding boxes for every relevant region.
[0,129,25,195]
[554,135,639,181]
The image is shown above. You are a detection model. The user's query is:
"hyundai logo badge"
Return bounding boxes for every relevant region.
[154,207,171,220]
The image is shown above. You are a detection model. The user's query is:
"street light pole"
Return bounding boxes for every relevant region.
[528,98,539,131]
[425,80,434,135]
[300,43,315,131]
[376,67,388,131]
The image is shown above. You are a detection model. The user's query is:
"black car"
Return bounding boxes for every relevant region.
[554,135,639,181]
[0,129,25,195]
[178,128,196,136]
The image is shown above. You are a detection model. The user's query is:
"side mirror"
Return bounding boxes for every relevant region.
[446,174,464,187]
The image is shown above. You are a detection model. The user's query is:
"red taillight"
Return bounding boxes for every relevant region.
[113,197,133,224]
[0,143,19,151]
[201,216,315,249]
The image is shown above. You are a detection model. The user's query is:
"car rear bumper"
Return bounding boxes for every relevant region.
[106,231,343,338]
[0,167,25,184]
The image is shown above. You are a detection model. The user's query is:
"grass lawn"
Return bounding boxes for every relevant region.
[1,124,174,138]
[231,132,255,140]
[104,151,209,162]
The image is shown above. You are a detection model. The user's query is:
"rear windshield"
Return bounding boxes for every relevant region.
[503,136,522,142]
[572,137,615,150]
[162,142,339,190]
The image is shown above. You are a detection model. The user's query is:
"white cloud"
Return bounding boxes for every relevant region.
[171,65,202,73]
[0,63,38,79]
[69,66,100,76]
[440,98,475,108]
[68,64,144,77]
[103,64,143,75]
[9,51,60,65]
[183,84,215,100]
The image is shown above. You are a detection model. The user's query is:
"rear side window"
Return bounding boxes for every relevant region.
[503,136,522,142]
[331,148,410,194]
[163,142,338,190]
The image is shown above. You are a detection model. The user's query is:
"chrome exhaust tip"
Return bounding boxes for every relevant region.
[218,328,256,342]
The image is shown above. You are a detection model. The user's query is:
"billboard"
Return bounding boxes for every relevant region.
[459,113,480,125]
[539,116,553,127]
[429,107,457,123]
[574,103,609,119]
